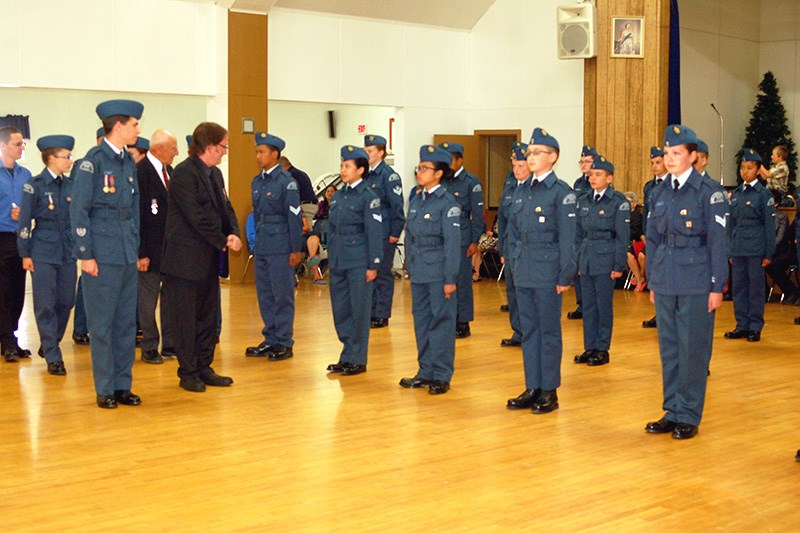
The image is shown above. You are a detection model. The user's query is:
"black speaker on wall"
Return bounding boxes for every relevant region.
[327,110,336,138]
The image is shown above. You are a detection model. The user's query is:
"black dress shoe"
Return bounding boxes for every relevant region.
[782,293,799,305]
[268,345,293,361]
[531,389,559,414]
[96,395,118,409]
[3,352,19,363]
[587,350,610,366]
[340,363,366,376]
[245,341,272,357]
[114,390,142,406]
[501,338,521,347]
[72,332,90,345]
[180,378,206,392]
[746,331,761,342]
[573,350,595,364]
[47,361,67,375]
[724,328,749,339]
[567,308,582,320]
[500,304,509,312]
[161,347,177,359]
[38,347,44,358]
[200,372,234,387]
[455,323,471,338]
[507,389,540,410]
[642,316,657,328]
[796,449,800,462]
[327,362,345,373]
[672,423,698,439]
[15,346,31,358]
[370,318,389,328]
[399,376,432,388]
[428,381,450,394]
[141,350,164,364]
[645,416,677,434]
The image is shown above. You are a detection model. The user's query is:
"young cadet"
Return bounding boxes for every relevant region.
[568,145,598,320]
[723,149,775,343]
[694,139,712,180]
[641,146,669,328]
[438,142,485,338]
[399,145,461,395]
[325,145,382,376]
[245,133,303,361]
[505,128,576,414]
[70,99,143,409]
[645,124,728,440]
[573,155,630,367]
[17,135,76,375]
[496,142,528,347]
[363,134,405,329]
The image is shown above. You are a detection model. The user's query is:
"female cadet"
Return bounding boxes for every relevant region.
[325,145,383,376]
[399,145,461,395]
[17,135,77,375]
[573,156,630,367]
[645,125,728,440]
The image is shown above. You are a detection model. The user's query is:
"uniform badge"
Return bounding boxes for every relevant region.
[23,183,34,194]
[427,146,435,153]
[442,143,449,148]
[710,191,725,204]
[599,210,605,215]
[535,206,542,213]
[424,213,431,219]
[685,221,693,228]
[286,181,298,190]
[79,160,94,173]
[680,209,687,215]
[673,125,681,134]
[473,184,482,193]
[563,193,577,205]
[76,227,86,237]
[541,129,549,137]
[539,216,546,223]
[347,145,354,152]
[67,197,71,202]
[746,201,752,206]
[267,191,272,196]
[715,215,726,227]
[447,206,460,218]
[128,176,133,183]
[454,192,460,197]
[372,213,382,222]
[151,199,158,215]
[369,198,380,209]
[368,135,374,141]
[290,206,301,215]
[393,185,402,196]
[19,227,29,239]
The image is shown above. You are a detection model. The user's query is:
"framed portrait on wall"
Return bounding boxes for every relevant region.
[611,17,644,58]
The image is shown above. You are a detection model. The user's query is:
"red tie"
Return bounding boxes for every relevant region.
[162,166,169,189]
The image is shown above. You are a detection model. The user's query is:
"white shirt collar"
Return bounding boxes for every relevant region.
[104,138,123,155]
[349,178,363,189]
[532,170,553,182]
[146,151,164,174]
[672,167,693,190]
[454,167,464,178]
[263,164,280,176]
[744,178,758,188]
[425,184,441,194]
[47,168,59,179]
[593,187,608,198]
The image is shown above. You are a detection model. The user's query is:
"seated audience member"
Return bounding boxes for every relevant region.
[625,191,647,291]
[758,145,790,199]
[765,190,798,304]
[473,215,499,281]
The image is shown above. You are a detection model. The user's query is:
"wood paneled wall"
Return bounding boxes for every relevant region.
[228,11,268,282]
[584,0,670,196]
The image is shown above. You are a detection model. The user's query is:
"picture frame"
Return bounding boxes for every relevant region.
[611,17,644,58]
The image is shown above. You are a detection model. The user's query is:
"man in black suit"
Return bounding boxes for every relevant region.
[161,122,241,392]
[137,129,178,364]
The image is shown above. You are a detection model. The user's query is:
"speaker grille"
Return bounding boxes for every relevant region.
[560,23,589,56]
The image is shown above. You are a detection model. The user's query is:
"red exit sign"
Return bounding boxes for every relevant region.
[357,124,367,135]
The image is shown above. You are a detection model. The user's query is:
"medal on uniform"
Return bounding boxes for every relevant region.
[109,175,116,194]
[151,199,158,215]
[685,221,692,228]
[424,213,430,219]
[535,206,542,212]
[103,173,110,193]
[47,193,55,210]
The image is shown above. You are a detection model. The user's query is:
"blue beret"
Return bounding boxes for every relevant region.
[581,145,599,158]
[742,148,762,163]
[36,135,75,151]
[438,142,464,155]
[96,127,105,138]
[663,124,698,147]
[254,132,286,151]
[696,139,709,154]
[512,142,528,161]
[186,135,193,148]
[341,145,368,161]
[364,134,387,147]
[420,145,452,165]
[650,146,664,158]
[528,127,559,151]
[95,99,144,120]
[132,137,149,151]
[591,155,614,174]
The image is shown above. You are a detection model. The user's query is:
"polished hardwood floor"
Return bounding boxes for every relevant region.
[2,276,799,531]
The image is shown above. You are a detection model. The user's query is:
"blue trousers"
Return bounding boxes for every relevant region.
[515,286,563,391]
[581,273,615,351]
[330,267,373,365]
[83,262,137,396]
[73,275,88,335]
[31,261,76,363]
[573,272,583,310]
[370,239,396,320]
[455,245,474,323]
[655,293,715,426]
[255,253,295,347]
[504,264,522,342]
[731,255,766,332]
[411,281,457,382]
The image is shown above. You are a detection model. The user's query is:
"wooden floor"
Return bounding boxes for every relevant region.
[2,276,799,531]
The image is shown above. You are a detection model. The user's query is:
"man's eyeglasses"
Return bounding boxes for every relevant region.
[415,165,435,173]
[53,155,74,161]
[526,149,552,157]
[217,144,229,151]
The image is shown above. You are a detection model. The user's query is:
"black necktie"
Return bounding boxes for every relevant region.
[594,193,600,203]
[673,179,679,191]
[744,184,750,192]
[56,175,63,186]
[531,179,539,188]
[656,178,662,185]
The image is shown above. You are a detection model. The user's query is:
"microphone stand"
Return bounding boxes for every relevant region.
[710,103,723,185]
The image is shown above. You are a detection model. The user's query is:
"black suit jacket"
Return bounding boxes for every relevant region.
[137,158,170,271]
[160,156,240,281]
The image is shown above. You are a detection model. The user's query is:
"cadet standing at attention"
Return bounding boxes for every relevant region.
[723,149,775,343]
[399,145,461,395]
[573,155,630,367]
[645,124,729,440]
[641,146,669,328]
[438,142,485,338]
[567,145,598,320]
[244,133,303,361]
[17,135,77,375]
[505,128,576,414]
[70,100,143,409]
[325,145,383,376]
[363,134,405,329]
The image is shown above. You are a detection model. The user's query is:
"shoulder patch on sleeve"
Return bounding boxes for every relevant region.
[619,201,630,211]
[447,206,461,218]
[289,205,301,216]
[392,185,402,196]
[472,183,482,193]
[563,193,577,205]
[369,198,381,209]
[710,191,725,204]
[388,173,400,182]
[767,197,775,206]
[286,181,298,190]
[22,182,35,194]
[79,160,94,173]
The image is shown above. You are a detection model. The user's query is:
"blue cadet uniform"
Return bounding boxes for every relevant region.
[505,128,576,414]
[496,142,528,345]
[326,145,383,374]
[251,133,303,354]
[645,124,729,438]
[17,135,77,373]
[400,145,461,394]
[642,146,667,235]
[438,141,485,336]
[573,156,630,366]
[725,148,775,341]
[132,136,149,151]
[70,99,143,406]
[364,134,406,326]
[569,145,599,320]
